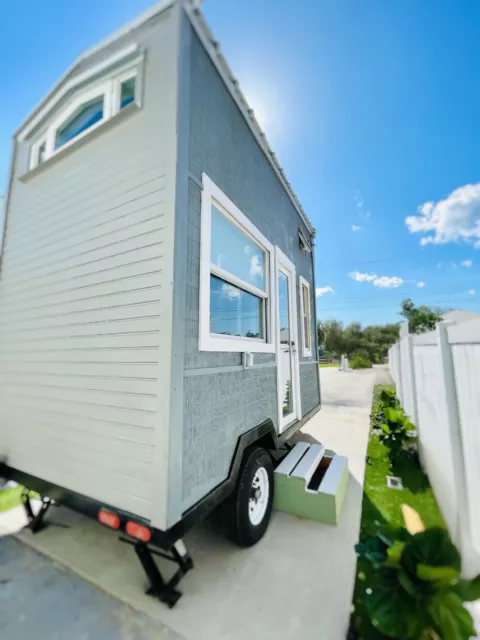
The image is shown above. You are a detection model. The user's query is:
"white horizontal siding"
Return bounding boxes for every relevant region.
[0,9,179,524]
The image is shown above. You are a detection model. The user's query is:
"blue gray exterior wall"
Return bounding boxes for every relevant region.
[178,21,320,511]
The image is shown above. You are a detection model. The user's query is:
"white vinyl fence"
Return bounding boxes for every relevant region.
[389,317,480,578]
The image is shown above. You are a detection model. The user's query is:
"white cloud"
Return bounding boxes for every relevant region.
[468,289,476,295]
[405,183,480,247]
[462,259,473,267]
[417,281,426,288]
[348,271,377,282]
[349,271,404,288]
[249,254,264,279]
[351,224,361,232]
[373,276,404,288]
[354,193,364,208]
[220,283,241,300]
[316,285,334,297]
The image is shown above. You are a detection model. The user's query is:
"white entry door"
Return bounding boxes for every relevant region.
[275,247,301,432]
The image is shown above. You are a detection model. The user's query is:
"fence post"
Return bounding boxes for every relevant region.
[395,343,403,402]
[436,322,467,550]
[406,334,419,427]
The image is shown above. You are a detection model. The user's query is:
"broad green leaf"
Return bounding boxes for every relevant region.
[356,534,391,566]
[385,542,405,568]
[384,407,402,423]
[398,569,423,597]
[417,564,460,585]
[453,576,480,602]
[381,423,391,435]
[402,528,461,578]
[366,569,415,638]
[429,592,476,640]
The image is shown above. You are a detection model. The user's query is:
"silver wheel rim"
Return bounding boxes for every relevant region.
[248,466,269,526]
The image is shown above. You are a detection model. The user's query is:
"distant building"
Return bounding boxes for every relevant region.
[442,310,480,324]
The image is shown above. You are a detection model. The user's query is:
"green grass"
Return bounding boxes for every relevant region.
[319,362,339,368]
[351,384,445,639]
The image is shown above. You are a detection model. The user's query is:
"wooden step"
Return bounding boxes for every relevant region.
[273,442,349,525]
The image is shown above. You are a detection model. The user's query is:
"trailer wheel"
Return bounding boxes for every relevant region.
[223,446,274,547]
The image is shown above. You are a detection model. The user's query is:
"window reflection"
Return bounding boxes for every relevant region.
[55,96,104,149]
[210,275,264,339]
[211,206,265,290]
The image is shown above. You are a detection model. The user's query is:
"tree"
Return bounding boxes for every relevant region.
[318,319,345,355]
[400,298,442,334]
[317,319,399,361]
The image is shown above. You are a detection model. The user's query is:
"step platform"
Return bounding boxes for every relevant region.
[273,442,349,525]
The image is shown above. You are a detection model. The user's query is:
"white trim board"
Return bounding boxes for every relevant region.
[18,45,142,141]
[13,0,315,237]
[26,56,144,172]
[199,174,276,354]
[299,275,312,358]
[275,246,302,433]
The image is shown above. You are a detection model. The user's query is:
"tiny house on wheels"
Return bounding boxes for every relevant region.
[0,0,320,605]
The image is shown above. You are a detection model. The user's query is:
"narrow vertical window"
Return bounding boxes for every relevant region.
[120,77,136,109]
[299,276,312,357]
[37,141,46,165]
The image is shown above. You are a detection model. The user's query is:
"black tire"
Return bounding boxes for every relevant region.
[222,446,274,547]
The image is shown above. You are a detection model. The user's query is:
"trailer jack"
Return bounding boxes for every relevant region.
[22,492,53,534]
[120,537,194,608]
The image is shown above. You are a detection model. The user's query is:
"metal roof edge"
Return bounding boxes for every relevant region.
[183,2,315,236]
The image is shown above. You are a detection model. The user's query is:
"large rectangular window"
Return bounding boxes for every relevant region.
[199,175,275,353]
[299,276,312,357]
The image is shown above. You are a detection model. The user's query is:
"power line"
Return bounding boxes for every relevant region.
[325,254,418,268]
[317,297,474,312]
[316,288,474,304]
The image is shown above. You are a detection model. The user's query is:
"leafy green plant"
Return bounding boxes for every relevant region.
[356,508,480,639]
[372,389,416,464]
[350,355,373,369]
[378,388,399,408]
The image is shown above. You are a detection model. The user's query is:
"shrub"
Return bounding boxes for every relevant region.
[378,387,399,408]
[351,348,371,361]
[350,355,373,369]
[373,388,416,464]
[355,507,480,639]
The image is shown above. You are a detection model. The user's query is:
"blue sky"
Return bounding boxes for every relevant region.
[1,0,479,326]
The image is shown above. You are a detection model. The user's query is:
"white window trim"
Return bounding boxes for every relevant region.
[199,173,276,353]
[299,276,312,357]
[28,55,144,171]
[18,43,140,141]
[275,246,302,431]
[113,68,139,113]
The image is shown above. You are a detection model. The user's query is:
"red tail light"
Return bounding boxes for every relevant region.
[126,521,151,542]
[98,509,120,530]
